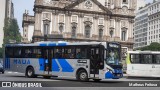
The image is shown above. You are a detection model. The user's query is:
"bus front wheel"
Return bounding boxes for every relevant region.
[26,67,35,78]
[77,70,89,82]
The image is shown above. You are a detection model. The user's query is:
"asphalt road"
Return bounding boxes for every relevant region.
[0,71,160,90]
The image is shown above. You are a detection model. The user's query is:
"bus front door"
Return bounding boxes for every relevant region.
[43,48,52,75]
[90,46,100,78]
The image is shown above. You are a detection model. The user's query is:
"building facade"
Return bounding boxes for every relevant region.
[22,0,136,64]
[148,1,160,45]
[0,0,14,47]
[134,6,148,49]
[0,0,6,47]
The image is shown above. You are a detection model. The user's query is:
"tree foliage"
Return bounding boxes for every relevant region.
[140,42,160,51]
[0,18,22,58]
[3,18,21,45]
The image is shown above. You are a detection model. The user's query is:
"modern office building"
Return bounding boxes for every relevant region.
[148,0,160,45]
[0,0,6,47]
[134,6,148,49]
[133,0,160,49]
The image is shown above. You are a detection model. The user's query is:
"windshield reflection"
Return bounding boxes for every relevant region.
[106,49,120,65]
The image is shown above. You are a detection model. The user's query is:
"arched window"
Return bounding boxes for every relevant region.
[43,24,49,35]
[123,0,128,3]
[71,26,76,38]
[99,29,103,40]
[59,25,64,33]
[85,25,91,38]
[121,30,126,41]
[110,30,113,38]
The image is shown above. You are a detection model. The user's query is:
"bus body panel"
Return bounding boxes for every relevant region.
[127,51,160,77]
[4,41,123,80]
[4,58,44,75]
[127,64,160,77]
[51,59,90,77]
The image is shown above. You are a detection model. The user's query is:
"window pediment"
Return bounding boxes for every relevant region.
[84,21,92,25]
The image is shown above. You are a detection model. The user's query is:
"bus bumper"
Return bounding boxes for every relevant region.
[105,71,123,79]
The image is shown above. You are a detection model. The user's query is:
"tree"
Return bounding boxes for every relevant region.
[0,18,22,58]
[3,18,22,45]
[140,42,160,51]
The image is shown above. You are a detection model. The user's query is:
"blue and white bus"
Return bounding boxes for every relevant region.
[4,41,123,81]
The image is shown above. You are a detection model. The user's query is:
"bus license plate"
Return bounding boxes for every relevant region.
[117,74,121,77]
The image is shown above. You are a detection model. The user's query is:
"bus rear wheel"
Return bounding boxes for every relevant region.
[77,70,89,82]
[26,67,35,78]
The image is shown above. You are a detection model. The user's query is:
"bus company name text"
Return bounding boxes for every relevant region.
[13,59,30,65]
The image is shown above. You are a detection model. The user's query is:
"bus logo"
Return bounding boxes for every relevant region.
[2,82,11,87]
[13,59,30,65]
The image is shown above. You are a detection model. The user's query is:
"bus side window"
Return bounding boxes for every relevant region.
[155,55,160,64]
[54,48,60,58]
[6,47,14,58]
[142,55,152,64]
[76,48,81,59]
[130,54,140,64]
[14,48,22,58]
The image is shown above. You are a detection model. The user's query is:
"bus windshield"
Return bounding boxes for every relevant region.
[105,43,121,65]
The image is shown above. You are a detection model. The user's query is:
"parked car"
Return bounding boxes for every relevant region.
[0,63,4,74]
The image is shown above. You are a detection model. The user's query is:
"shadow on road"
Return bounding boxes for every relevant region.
[126,76,160,80]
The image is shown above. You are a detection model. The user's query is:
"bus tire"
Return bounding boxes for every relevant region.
[26,67,35,78]
[77,70,89,82]
[93,79,101,82]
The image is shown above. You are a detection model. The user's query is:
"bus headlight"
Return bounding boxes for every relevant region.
[106,68,113,73]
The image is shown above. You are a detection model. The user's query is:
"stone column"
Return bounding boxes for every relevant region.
[51,10,58,34]
[33,8,42,36]
[115,18,121,41]
[127,19,134,42]
[92,15,98,40]
[105,16,110,41]
[77,14,84,39]
[23,23,29,42]
[67,14,72,38]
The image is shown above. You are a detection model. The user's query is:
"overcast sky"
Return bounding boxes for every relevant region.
[12,0,153,35]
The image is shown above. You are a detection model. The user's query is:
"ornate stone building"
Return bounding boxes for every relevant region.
[22,0,136,58]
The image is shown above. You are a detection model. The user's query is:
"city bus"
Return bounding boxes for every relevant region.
[4,41,123,81]
[126,51,160,77]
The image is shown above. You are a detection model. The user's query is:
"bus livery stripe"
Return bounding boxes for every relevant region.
[126,53,131,64]
[5,58,7,68]
[57,59,74,72]
[8,58,10,68]
[39,44,47,46]
[57,43,67,46]
[39,58,45,71]
[52,59,60,72]
[48,43,56,46]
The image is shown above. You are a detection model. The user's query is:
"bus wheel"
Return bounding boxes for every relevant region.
[26,67,35,78]
[93,79,101,82]
[77,70,89,82]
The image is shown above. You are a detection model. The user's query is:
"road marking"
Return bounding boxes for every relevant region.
[6,71,23,74]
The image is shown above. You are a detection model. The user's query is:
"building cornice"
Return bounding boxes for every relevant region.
[34,5,135,19]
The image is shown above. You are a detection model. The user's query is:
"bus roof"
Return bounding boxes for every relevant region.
[128,51,160,54]
[5,41,108,47]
